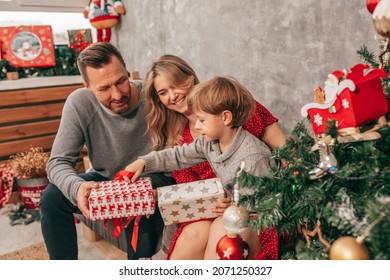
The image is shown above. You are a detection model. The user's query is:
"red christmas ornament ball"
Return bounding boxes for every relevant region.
[216,234,250,260]
[367,0,381,14]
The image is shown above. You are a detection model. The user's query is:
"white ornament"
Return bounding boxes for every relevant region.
[342,99,350,109]
[313,113,323,126]
[222,205,249,234]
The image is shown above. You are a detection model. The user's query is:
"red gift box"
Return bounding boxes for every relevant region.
[88,177,155,221]
[301,64,388,134]
[67,29,92,52]
[0,25,55,68]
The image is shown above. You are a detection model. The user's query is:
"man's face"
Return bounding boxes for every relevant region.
[84,56,131,114]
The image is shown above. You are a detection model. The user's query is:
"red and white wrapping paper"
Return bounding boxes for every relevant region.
[88,177,155,221]
[157,178,225,225]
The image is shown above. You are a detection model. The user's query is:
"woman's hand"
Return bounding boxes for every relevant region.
[77,181,99,219]
[212,188,232,216]
[124,159,146,182]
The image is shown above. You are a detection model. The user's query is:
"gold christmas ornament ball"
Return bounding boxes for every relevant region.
[329,236,369,260]
[373,0,390,38]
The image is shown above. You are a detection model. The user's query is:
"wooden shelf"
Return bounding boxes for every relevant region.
[0,82,83,160]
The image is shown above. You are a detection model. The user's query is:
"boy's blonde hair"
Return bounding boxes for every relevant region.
[188,76,255,127]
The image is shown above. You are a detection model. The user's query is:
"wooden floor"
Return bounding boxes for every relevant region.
[81,224,127,260]
[7,191,127,260]
[0,203,107,260]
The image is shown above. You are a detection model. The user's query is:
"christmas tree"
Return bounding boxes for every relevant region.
[238,5,390,260]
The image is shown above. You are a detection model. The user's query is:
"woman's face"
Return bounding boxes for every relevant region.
[153,74,192,115]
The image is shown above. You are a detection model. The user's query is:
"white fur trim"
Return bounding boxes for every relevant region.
[301,79,355,117]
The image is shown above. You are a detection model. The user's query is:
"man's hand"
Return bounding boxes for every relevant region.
[77,181,99,219]
[124,159,146,182]
[212,188,232,216]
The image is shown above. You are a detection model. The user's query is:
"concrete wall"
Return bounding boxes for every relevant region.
[114,0,378,133]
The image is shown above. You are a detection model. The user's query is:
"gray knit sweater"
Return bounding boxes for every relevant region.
[46,80,151,205]
[141,127,273,192]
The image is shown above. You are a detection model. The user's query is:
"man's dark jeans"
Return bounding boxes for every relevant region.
[40,172,175,260]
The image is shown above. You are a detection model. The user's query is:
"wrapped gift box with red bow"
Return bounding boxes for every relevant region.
[88,177,155,221]
[0,25,55,68]
[157,178,224,225]
[67,29,93,52]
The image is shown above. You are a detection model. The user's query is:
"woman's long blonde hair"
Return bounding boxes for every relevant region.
[143,54,199,150]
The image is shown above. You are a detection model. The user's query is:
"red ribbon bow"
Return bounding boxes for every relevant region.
[103,170,139,252]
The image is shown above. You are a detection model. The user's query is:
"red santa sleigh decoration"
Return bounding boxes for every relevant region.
[301,63,388,141]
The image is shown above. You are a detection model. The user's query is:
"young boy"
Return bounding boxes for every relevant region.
[125,75,274,195]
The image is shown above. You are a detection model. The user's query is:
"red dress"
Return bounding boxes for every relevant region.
[166,101,279,260]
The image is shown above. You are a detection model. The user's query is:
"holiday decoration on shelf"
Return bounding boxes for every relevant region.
[0,25,55,68]
[216,165,250,260]
[0,44,80,80]
[67,29,93,52]
[83,0,126,42]
[157,178,224,225]
[301,63,388,141]
[52,45,80,76]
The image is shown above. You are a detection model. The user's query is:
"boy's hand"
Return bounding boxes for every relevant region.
[77,181,99,219]
[124,159,146,182]
[212,188,231,216]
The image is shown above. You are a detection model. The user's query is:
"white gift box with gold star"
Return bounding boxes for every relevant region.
[157,178,224,225]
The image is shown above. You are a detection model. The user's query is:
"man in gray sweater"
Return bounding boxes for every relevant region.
[40,42,175,260]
